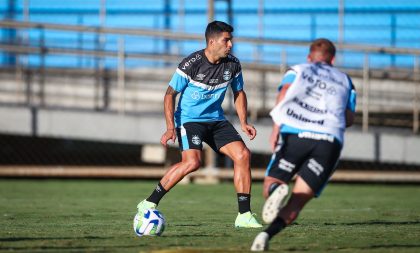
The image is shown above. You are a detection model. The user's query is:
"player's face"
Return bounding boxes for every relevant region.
[213,32,233,58]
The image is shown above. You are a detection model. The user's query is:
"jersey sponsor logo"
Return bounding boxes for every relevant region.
[302,72,338,98]
[298,132,334,143]
[190,91,221,100]
[305,86,323,100]
[191,135,201,145]
[223,70,232,81]
[308,158,324,176]
[191,91,201,100]
[196,73,206,81]
[209,78,219,84]
[286,108,324,125]
[181,53,202,70]
[308,65,345,86]
[292,97,327,114]
[327,86,337,95]
[278,158,295,173]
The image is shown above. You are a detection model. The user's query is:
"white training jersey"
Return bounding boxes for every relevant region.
[270,62,354,143]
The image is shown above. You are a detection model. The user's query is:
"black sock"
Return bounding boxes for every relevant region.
[146,183,167,205]
[265,217,287,239]
[237,193,251,214]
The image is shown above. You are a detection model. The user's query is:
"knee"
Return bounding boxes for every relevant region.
[232,147,250,163]
[181,159,201,174]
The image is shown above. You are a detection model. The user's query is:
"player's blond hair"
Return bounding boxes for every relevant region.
[309,38,336,64]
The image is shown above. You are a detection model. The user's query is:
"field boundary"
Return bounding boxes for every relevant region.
[1,166,420,183]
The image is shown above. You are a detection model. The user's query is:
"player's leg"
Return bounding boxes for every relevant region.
[220,140,262,228]
[158,149,202,191]
[270,176,314,229]
[220,140,251,194]
[137,149,202,213]
[251,176,314,251]
[136,123,205,214]
[262,134,310,224]
[252,136,342,251]
[262,176,289,224]
[214,121,262,227]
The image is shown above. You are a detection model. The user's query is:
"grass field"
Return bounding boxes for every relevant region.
[1,179,420,253]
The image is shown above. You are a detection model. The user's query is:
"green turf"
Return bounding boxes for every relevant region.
[1,179,419,253]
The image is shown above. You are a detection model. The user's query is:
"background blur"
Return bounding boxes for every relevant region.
[0,0,419,182]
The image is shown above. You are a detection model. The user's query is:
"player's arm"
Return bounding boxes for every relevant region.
[231,70,256,140]
[345,78,357,128]
[269,83,291,150]
[161,67,187,147]
[161,86,179,146]
[269,69,296,151]
[346,110,355,127]
[233,90,256,140]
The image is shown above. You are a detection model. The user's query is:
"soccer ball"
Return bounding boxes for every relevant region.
[133,209,166,237]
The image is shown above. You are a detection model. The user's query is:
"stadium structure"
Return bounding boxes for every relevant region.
[0,0,420,182]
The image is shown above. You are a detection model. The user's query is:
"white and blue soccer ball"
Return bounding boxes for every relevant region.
[133,208,166,237]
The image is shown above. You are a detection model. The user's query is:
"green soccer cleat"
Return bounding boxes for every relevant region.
[235,211,263,228]
[250,232,269,251]
[136,199,157,216]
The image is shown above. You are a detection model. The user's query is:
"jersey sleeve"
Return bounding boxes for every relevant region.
[231,71,244,93]
[169,68,189,92]
[346,75,357,112]
[278,69,297,92]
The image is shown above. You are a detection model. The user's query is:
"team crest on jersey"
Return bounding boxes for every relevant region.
[196,73,206,81]
[191,135,201,145]
[223,70,232,81]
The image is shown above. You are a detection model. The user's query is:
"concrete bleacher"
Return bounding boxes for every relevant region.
[1,65,419,166]
[1,2,420,181]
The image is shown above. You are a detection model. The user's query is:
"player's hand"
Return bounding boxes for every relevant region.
[241,124,257,140]
[269,128,279,151]
[160,129,176,147]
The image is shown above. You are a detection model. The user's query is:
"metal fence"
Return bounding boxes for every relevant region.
[0,20,420,133]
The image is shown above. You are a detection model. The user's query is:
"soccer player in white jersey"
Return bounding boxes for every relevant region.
[251,38,357,251]
[134,21,262,229]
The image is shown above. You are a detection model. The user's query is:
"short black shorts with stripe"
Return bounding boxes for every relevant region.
[176,120,243,152]
[266,133,342,197]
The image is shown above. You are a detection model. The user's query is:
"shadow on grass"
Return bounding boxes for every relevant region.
[172,224,203,227]
[0,236,112,242]
[166,233,229,238]
[144,249,245,253]
[0,244,141,251]
[324,220,420,226]
[363,244,420,250]
[323,244,420,252]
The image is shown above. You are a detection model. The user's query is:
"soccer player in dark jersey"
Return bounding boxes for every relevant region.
[135,21,262,228]
[251,38,357,251]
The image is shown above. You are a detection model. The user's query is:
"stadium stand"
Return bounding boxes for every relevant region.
[0,0,419,181]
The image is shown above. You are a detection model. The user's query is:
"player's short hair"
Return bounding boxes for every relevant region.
[309,38,336,63]
[205,21,234,44]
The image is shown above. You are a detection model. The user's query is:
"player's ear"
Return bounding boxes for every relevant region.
[331,56,336,65]
[207,37,215,47]
[307,54,312,63]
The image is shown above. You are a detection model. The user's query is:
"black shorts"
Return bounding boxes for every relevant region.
[266,133,342,197]
[176,121,243,152]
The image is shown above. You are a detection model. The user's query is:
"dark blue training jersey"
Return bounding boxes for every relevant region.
[169,49,244,126]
